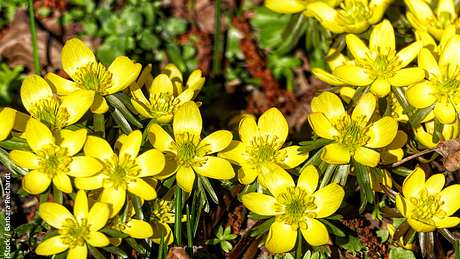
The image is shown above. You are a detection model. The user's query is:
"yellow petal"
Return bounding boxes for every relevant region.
[23,170,51,194]
[396,41,422,68]
[395,194,411,217]
[59,128,87,156]
[0,107,16,141]
[334,65,374,86]
[278,145,308,169]
[366,116,398,148]
[407,219,436,232]
[425,174,445,195]
[389,68,425,86]
[90,94,109,114]
[440,36,460,67]
[24,118,54,153]
[369,78,390,97]
[352,92,377,123]
[301,218,329,246]
[258,108,288,145]
[136,149,166,177]
[74,190,88,223]
[35,235,68,256]
[100,186,126,217]
[106,56,142,94]
[435,216,460,229]
[237,166,259,185]
[127,178,157,200]
[436,0,456,28]
[193,156,235,180]
[131,98,153,118]
[74,174,104,190]
[241,193,279,216]
[218,140,247,165]
[239,114,258,144]
[186,69,205,92]
[119,130,142,158]
[151,222,174,245]
[439,184,460,215]
[67,244,87,259]
[402,167,425,198]
[406,81,437,108]
[148,124,176,153]
[60,89,95,125]
[259,163,295,197]
[321,143,350,164]
[20,75,53,113]
[45,72,78,95]
[176,166,196,192]
[149,74,174,95]
[312,183,344,218]
[198,130,233,154]
[88,202,111,230]
[264,221,297,253]
[439,25,457,50]
[123,219,153,238]
[415,125,437,148]
[418,48,441,78]
[265,0,305,13]
[173,101,202,139]
[405,0,435,24]
[312,68,346,85]
[138,64,154,87]
[308,113,339,139]
[297,165,319,194]
[353,146,380,167]
[9,150,40,169]
[305,3,343,33]
[311,91,345,122]
[86,231,110,247]
[53,173,73,193]
[61,38,96,78]
[84,135,114,161]
[68,156,103,177]
[434,101,457,124]
[345,34,370,60]
[370,20,395,52]
[39,202,74,228]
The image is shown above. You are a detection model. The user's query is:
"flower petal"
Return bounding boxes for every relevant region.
[352,92,377,123]
[62,38,96,78]
[264,221,297,253]
[439,184,460,215]
[435,216,460,229]
[173,101,202,139]
[100,186,126,217]
[53,173,73,193]
[45,72,79,95]
[366,116,398,148]
[312,183,344,218]
[39,202,74,228]
[395,194,411,217]
[405,0,435,24]
[60,90,95,125]
[312,68,346,85]
[88,202,111,230]
[278,145,308,169]
[434,101,457,124]
[389,68,425,86]
[136,149,166,177]
[24,118,54,153]
[90,94,109,114]
[425,174,445,195]
[119,130,142,158]
[23,170,51,194]
[176,166,196,192]
[198,130,233,154]
[396,41,422,68]
[334,65,374,86]
[218,140,247,165]
[369,20,395,52]
[321,143,350,165]
[297,165,319,194]
[149,74,174,96]
[237,165,259,185]
[151,222,174,245]
[193,156,235,180]
[74,190,88,223]
[35,235,68,256]
[239,114,258,144]
[86,231,110,247]
[301,218,330,246]
[84,136,114,161]
[241,193,279,216]
[123,219,154,238]
[74,174,104,190]
[67,244,87,259]
[59,128,87,156]
[68,156,103,177]
[265,0,305,13]
[259,163,295,197]
[440,35,460,67]
[0,107,16,141]
[127,178,157,200]
[308,112,339,139]
[258,108,289,145]
[402,167,425,198]
[370,78,391,97]
[311,91,345,122]
[407,219,435,232]
[345,34,370,60]
[9,150,40,169]
[353,147,380,167]
[406,81,437,108]
[20,75,53,113]
[148,124,176,153]
[106,56,142,94]
[305,3,343,33]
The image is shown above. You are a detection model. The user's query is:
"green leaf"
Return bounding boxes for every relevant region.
[102,246,128,258]
[298,139,333,154]
[337,235,366,256]
[318,219,345,237]
[389,247,416,259]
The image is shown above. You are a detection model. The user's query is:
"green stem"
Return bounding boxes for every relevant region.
[276,13,307,55]
[212,0,222,75]
[186,204,193,255]
[319,164,336,188]
[295,231,303,259]
[106,95,143,129]
[27,0,41,74]
[53,185,63,204]
[0,147,26,176]
[174,186,183,245]
[0,138,30,151]
[93,113,105,138]
[111,108,132,134]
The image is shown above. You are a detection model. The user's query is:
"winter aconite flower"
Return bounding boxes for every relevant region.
[313,20,424,97]
[308,92,398,167]
[21,75,94,130]
[36,190,110,258]
[219,108,308,185]
[415,119,460,148]
[9,119,102,194]
[130,64,204,123]
[45,38,141,114]
[406,35,460,124]
[396,167,460,232]
[148,101,235,192]
[242,165,344,253]
[75,130,165,216]
[149,199,180,245]
[306,0,392,34]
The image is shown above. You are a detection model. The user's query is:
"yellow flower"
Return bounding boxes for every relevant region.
[149,199,180,245]
[218,108,308,185]
[242,165,344,253]
[20,75,94,130]
[406,35,460,124]
[75,130,165,216]
[148,101,235,192]
[264,0,339,14]
[45,38,141,114]
[396,167,460,232]
[35,190,111,258]
[0,107,27,141]
[380,130,408,164]
[111,205,154,239]
[9,119,102,194]
[130,64,204,123]
[313,20,424,97]
[415,119,460,148]
[308,91,398,167]
[405,0,459,40]
[306,0,393,34]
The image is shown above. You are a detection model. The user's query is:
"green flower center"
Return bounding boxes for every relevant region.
[74,62,112,94]
[37,145,72,176]
[409,189,446,225]
[102,155,140,189]
[333,115,369,151]
[359,50,400,79]
[275,187,317,227]
[245,135,284,165]
[148,93,180,119]
[59,218,90,248]
[338,0,371,24]
[30,97,70,130]
[175,133,206,167]
[151,200,175,224]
